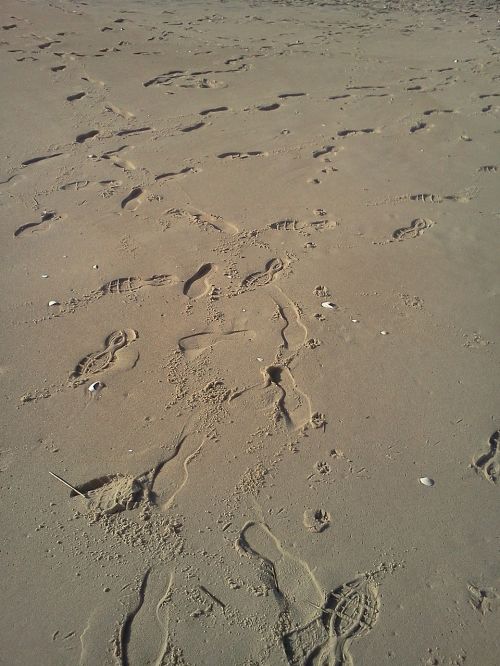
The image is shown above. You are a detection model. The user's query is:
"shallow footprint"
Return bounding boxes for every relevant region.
[177,329,250,360]
[236,521,323,623]
[70,329,138,385]
[284,576,380,666]
[392,218,433,241]
[472,430,499,485]
[241,257,287,290]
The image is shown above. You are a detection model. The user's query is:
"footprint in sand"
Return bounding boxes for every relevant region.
[121,187,145,210]
[14,211,57,237]
[392,218,433,241]
[236,521,324,620]
[472,430,499,485]
[182,263,216,300]
[70,329,138,385]
[71,473,144,515]
[177,329,251,360]
[283,576,380,666]
[241,257,287,290]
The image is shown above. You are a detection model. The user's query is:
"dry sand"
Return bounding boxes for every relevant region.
[1,0,499,664]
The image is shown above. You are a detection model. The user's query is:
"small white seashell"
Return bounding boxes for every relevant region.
[419,477,434,487]
[88,381,104,393]
[351,319,359,323]
[321,302,336,309]
[41,274,49,278]
[92,264,98,269]
[257,357,263,362]
[380,330,389,335]
[48,300,59,306]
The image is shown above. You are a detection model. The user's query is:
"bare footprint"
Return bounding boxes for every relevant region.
[182,263,216,300]
[177,329,250,360]
[121,187,144,211]
[237,522,323,618]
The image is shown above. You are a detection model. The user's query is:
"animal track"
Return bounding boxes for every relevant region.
[472,430,499,485]
[241,257,287,290]
[183,263,215,299]
[283,576,380,666]
[121,187,144,211]
[392,218,433,241]
[14,211,57,237]
[478,165,497,173]
[70,329,138,385]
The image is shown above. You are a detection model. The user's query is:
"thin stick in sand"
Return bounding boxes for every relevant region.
[49,471,87,498]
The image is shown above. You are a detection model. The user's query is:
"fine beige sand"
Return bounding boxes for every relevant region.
[1,0,499,664]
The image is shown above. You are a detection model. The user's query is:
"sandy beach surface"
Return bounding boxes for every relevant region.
[1,0,499,664]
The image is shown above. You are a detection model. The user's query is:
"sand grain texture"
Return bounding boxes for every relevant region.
[0,0,499,664]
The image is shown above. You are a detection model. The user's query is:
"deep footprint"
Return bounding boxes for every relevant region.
[183,263,214,299]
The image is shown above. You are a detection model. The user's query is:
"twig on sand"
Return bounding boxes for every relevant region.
[199,585,225,610]
[49,471,86,498]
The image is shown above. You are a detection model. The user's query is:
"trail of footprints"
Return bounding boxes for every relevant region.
[236,522,380,666]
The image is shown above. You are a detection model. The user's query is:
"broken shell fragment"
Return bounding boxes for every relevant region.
[48,300,59,306]
[321,302,336,309]
[419,477,434,487]
[88,381,104,393]
[380,330,389,335]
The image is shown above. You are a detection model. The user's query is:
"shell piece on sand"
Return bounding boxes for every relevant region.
[48,300,59,306]
[419,477,434,487]
[88,381,104,393]
[321,301,336,309]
